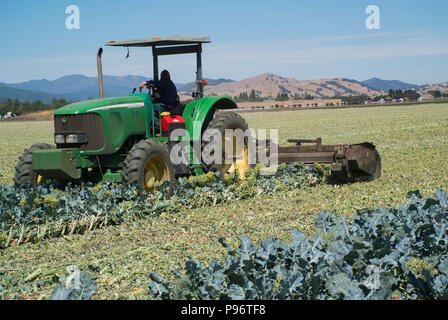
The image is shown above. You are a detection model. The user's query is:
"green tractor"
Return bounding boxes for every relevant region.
[14,35,382,192]
[14,36,253,192]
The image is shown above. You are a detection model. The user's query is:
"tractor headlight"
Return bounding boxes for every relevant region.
[55,134,65,144]
[54,133,87,144]
[66,133,87,144]
[66,134,79,143]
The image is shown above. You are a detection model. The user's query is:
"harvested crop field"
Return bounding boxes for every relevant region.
[0,103,448,299]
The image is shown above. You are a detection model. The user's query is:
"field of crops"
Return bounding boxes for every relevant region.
[0,103,448,299]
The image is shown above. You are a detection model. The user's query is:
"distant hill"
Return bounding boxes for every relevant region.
[0,85,69,103]
[1,74,445,104]
[0,75,149,101]
[0,74,186,102]
[179,78,235,92]
[361,78,419,91]
[200,73,381,98]
[419,81,448,93]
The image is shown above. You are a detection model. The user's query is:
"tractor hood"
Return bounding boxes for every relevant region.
[54,95,145,115]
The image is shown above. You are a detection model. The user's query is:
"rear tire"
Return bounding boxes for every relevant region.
[121,139,174,195]
[14,143,55,188]
[202,111,254,178]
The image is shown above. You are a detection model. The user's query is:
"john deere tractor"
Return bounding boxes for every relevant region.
[14,35,381,192]
[14,36,254,192]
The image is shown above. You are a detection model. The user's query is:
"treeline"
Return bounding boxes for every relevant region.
[336,89,447,106]
[234,90,315,102]
[232,88,447,105]
[427,90,446,98]
[387,89,421,100]
[233,90,263,102]
[0,98,71,116]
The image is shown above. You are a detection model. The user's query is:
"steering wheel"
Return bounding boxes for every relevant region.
[134,82,159,100]
[141,82,154,94]
[147,84,160,100]
[139,83,151,93]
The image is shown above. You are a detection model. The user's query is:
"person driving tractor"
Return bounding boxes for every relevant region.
[139,70,177,107]
[139,70,177,128]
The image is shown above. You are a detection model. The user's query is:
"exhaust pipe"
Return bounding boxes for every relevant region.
[97,48,104,99]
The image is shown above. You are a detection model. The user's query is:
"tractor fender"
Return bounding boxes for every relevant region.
[182,95,238,141]
[128,93,154,137]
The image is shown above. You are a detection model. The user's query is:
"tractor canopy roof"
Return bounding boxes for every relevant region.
[105,35,211,47]
[103,35,210,94]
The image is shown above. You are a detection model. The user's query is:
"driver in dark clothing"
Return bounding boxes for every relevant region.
[139,70,177,128]
[139,69,177,109]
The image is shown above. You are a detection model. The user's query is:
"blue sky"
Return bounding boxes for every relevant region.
[0,0,447,84]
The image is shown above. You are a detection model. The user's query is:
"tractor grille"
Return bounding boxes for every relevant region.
[54,113,104,151]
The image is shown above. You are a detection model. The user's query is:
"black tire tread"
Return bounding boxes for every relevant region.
[14,143,55,188]
[121,139,174,194]
[202,111,251,173]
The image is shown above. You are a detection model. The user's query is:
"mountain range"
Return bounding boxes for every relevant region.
[360,78,419,91]
[198,73,381,98]
[0,86,68,104]
[0,75,154,103]
[183,74,446,99]
[0,74,445,103]
[180,78,235,92]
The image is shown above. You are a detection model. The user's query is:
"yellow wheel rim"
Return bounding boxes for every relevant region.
[222,136,250,179]
[143,155,171,192]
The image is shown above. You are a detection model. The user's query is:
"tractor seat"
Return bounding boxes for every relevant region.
[169,95,185,116]
[170,102,185,116]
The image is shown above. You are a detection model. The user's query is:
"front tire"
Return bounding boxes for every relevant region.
[121,139,174,195]
[14,143,55,188]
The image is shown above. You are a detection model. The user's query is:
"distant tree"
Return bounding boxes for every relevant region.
[237,92,249,102]
[428,90,442,98]
[341,95,369,105]
[403,90,420,101]
[388,89,404,99]
[0,97,72,116]
[304,94,314,100]
[4,98,12,108]
[373,95,387,102]
[275,91,289,101]
[31,100,43,112]
[249,89,256,101]
[388,89,394,99]
[0,104,7,116]
[389,89,405,99]
[11,99,20,113]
